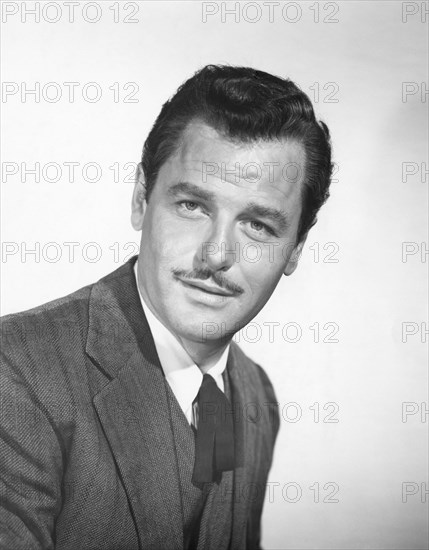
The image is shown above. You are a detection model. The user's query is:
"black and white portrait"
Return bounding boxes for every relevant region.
[1,2,427,549]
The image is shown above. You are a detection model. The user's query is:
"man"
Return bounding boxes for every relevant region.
[0,65,332,549]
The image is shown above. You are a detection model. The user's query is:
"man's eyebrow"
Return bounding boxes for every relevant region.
[244,202,291,232]
[167,182,215,202]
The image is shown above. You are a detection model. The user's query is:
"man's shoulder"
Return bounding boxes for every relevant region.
[0,261,136,406]
[0,260,132,343]
[1,280,92,346]
[229,341,278,402]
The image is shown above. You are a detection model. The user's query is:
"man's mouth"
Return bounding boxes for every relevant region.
[177,278,236,297]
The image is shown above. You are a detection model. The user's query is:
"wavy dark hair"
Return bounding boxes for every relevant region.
[141,64,333,243]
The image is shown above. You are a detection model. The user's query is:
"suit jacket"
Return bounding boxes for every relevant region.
[0,256,280,550]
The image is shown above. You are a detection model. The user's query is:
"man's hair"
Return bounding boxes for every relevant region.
[141,64,333,243]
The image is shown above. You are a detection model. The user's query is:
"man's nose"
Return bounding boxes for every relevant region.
[197,220,238,272]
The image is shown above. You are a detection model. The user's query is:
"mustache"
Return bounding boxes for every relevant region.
[172,267,244,295]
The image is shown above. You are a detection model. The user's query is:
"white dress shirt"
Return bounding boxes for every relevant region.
[133,260,230,424]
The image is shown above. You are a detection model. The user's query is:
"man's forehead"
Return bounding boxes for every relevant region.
[174,121,306,189]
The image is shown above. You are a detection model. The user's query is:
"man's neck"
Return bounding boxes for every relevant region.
[173,333,232,372]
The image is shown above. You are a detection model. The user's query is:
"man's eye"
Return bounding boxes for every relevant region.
[179,200,200,211]
[250,221,274,235]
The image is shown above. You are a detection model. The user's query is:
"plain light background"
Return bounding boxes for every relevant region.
[1,1,428,549]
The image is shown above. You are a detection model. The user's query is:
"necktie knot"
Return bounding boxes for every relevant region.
[192,374,235,484]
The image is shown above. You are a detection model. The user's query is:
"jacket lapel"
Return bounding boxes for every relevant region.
[86,257,184,550]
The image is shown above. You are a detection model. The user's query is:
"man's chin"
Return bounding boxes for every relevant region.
[169,311,240,345]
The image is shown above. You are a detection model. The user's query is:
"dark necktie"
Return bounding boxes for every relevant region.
[191,373,235,484]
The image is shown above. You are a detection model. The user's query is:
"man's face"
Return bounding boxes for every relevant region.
[132,121,306,344]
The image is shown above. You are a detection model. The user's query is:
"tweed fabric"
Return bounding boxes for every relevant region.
[0,256,280,550]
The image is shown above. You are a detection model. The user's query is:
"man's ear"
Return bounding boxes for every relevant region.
[284,234,307,276]
[131,163,147,231]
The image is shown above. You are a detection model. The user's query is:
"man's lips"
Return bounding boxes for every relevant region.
[178,278,236,297]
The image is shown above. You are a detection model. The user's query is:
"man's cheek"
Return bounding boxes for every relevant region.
[244,268,278,301]
[158,240,191,267]
[166,231,200,256]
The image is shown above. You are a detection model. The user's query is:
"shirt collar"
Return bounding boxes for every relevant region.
[133,259,230,422]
